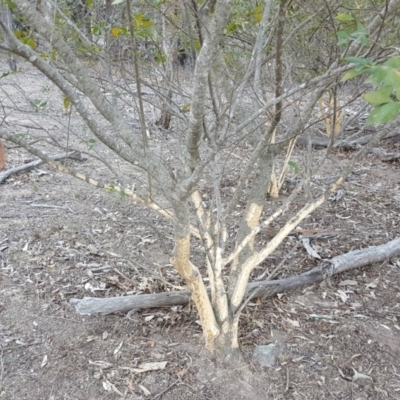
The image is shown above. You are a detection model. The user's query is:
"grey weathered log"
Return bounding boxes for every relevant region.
[0,151,82,184]
[70,237,400,315]
[296,130,400,149]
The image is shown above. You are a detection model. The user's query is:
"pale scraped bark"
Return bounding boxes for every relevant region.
[171,235,220,351]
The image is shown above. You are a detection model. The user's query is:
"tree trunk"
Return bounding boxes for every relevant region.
[213,318,242,361]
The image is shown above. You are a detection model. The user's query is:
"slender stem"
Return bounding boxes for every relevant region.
[126,0,152,197]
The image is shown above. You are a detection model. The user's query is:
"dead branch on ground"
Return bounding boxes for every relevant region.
[70,237,400,315]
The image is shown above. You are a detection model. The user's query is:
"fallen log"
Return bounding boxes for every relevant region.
[70,237,400,315]
[296,130,400,149]
[0,151,82,184]
[371,147,400,162]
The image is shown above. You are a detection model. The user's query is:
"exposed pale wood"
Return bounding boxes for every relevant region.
[70,237,400,315]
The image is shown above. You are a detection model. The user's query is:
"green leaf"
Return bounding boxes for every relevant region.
[363,86,393,106]
[360,36,369,46]
[134,13,144,25]
[351,23,369,47]
[341,68,367,82]
[31,99,47,112]
[87,138,96,150]
[154,50,167,64]
[253,5,263,23]
[365,66,389,87]
[19,36,37,49]
[14,30,26,39]
[288,161,299,174]
[354,23,368,36]
[343,56,373,67]
[181,103,191,112]
[226,22,242,34]
[111,27,122,36]
[80,138,96,151]
[367,102,400,125]
[112,0,124,4]
[365,66,400,89]
[383,56,400,69]
[140,20,153,29]
[63,97,71,109]
[92,26,101,35]
[193,39,201,51]
[5,0,17,11]
[134,13,155,38]
[383,69,400,90]
[337,30,350,46]
[335,13,354,22]
[1,71,11,79]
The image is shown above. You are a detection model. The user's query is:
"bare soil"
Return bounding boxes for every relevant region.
[1,61,400,399]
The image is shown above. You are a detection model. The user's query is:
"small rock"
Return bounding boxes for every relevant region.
[252,344,282,367]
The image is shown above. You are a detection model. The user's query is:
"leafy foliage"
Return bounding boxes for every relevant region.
[342,56,400,125]
[336,13,369,46]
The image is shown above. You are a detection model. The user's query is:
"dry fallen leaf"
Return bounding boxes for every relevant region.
[86,335,98,342]
[138,384,151,396]
[102,380,123,396]
[114,341,124,355]
[286,318,300,328]
[300,236,321,259]
[126,377,135,391]
[335,290,348,303]
[41,354,48,368]
[338,279,357,286]
[89,360,113,369]
[366,279,379,289]
[351,367,373,382]
[126,361,168,373]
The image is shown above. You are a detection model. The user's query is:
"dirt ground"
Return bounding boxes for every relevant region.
[1,61,400,399]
